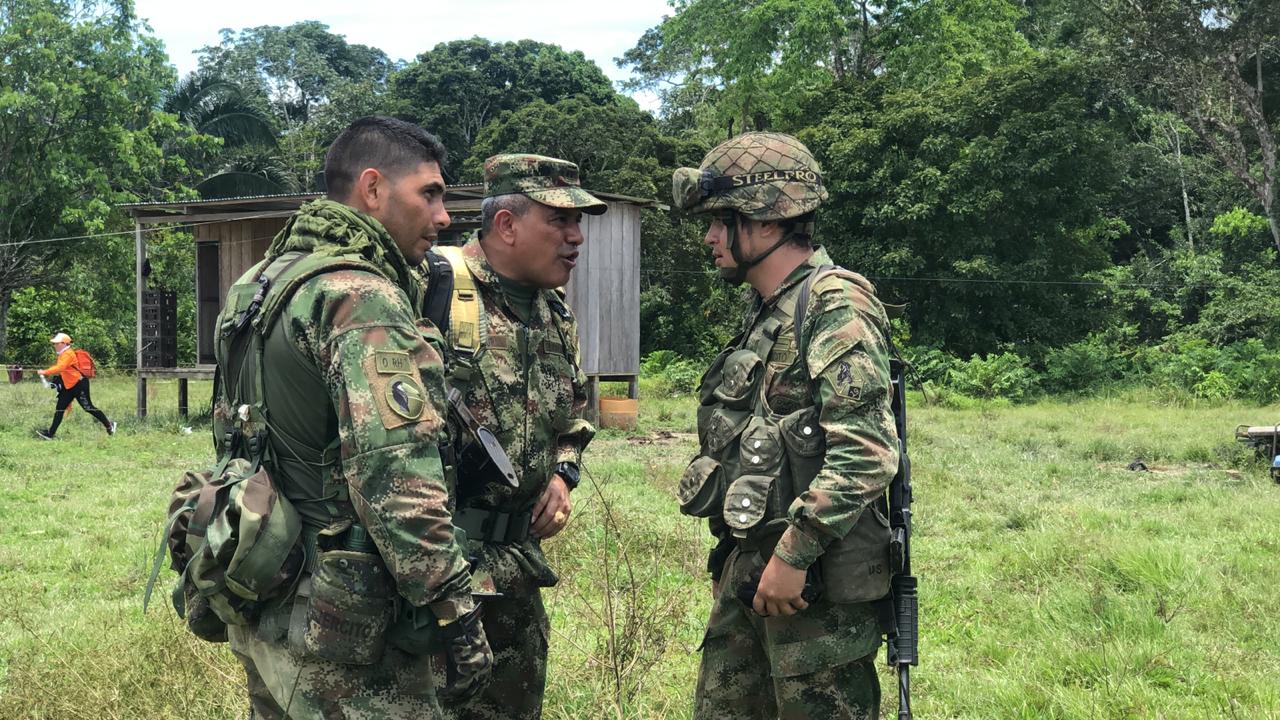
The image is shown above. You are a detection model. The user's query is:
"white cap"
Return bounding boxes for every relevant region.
[49,332,71,344]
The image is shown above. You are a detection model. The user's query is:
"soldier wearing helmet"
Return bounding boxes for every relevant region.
[673,132,900,719]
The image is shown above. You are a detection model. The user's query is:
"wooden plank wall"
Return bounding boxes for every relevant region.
[189,208,641,378]
[208,218,284,300]
[194,218,285,359]
[565,202,640,376]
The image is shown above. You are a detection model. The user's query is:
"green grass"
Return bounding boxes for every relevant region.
[2,376,1280,718]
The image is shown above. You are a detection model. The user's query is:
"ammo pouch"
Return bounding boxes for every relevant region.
[288,546,395,665]
[820,498,892,604]
[148,457,305,641]
[714,349,764,409]
[678,456,724,518]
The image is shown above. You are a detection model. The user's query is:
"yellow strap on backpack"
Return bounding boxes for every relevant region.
[435,246,481,353]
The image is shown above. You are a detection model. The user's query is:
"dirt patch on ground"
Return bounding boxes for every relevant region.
[1099,462,1242,479]
[628,430,696,446]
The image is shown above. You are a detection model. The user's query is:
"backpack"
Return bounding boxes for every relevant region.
[145,251,376,641]
[423,245,480,356]
[73,348,96,378]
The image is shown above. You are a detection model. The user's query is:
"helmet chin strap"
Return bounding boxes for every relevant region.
[719,212,793,286]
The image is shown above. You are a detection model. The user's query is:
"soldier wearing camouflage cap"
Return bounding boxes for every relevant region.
[673,132,900,719]
[428,153,599,720]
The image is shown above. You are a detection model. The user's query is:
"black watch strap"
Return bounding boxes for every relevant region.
[555,461,581,490]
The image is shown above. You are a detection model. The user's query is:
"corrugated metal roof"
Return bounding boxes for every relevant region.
[118,183,657,218]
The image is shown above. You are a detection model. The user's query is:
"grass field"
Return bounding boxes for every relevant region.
[2,374,1280,718]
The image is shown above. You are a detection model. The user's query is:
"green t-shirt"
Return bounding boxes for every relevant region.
[496,272,537,324]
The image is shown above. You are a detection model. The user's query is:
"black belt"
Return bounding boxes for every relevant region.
[455,507,532,544]
[734,528,783,555]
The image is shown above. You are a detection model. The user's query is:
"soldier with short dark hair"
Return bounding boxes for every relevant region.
[672,132,900,719]
[219,115,491,719]
[428,154,600,720]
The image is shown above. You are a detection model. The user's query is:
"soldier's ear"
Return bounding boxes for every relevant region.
[491,208,519,247]
[350,168,384,213]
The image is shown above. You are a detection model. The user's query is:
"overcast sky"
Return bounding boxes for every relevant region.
[133,0,672,109]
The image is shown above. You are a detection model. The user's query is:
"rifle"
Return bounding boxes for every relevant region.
[886,357,918,720]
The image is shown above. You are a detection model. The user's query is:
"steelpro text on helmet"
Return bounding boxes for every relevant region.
[672,132,829,284]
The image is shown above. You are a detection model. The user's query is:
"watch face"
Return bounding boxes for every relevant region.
[558,463,580,487]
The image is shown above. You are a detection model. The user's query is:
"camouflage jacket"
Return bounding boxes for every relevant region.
[216,199,474,620]
[720,247,899,570]
[443,237,594,591]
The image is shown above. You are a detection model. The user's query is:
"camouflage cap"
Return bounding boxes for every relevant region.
[672,132,828,221]
[484,154,607,215]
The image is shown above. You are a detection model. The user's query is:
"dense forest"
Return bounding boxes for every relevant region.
[3,0,1280,402]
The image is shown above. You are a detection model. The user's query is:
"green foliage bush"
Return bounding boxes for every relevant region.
[947,352,1040,401]
[905,337,1280,405]
[901,345,956,385]
[1042,337,1131,394]
[640,350,704,397]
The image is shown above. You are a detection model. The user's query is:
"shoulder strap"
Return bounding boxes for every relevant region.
[422,250,455,337]
[794,263,895,374]
[254,253,383,338]
[794,264,835,367]
[435,245,482,355]
[216,252,379,458]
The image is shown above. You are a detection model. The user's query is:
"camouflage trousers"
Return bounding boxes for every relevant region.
[442,589,549,720]
[694,548,883,720]
[228,609,443,719]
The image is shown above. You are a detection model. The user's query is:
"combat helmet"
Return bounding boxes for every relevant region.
[672,132,828,283]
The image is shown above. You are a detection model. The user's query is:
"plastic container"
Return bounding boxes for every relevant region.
[598,397,639,430]
[6,366,22,384]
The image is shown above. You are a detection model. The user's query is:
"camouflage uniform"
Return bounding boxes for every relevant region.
[434,154,599,720]
[673,134,900,719]
[218,199,475,719]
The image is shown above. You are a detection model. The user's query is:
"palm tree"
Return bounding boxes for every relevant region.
[195,148,299,198]
[164,73,296,198]
[163,73,277,148]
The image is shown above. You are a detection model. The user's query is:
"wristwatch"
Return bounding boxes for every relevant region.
[554,461,581,490]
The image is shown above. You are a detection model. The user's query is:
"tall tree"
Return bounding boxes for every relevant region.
[618,0,884,133]
[163,73,291,198]
[807,57,1138,355]
[392,37,616,175]
[879,0,1035,86]
[0,0,201,360]
[196,21,396,190]
[163,73,277,148]
[197,21,393,127]
[1094,0,1280,251]
[464,97,666,191]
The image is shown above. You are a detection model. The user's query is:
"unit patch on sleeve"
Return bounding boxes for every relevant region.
[363,354,432,430]
[374,350,414,375]
[835,360,863,401]
[385,375,425,420]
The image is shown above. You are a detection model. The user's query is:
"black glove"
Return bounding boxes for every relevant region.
[436,604,493,703]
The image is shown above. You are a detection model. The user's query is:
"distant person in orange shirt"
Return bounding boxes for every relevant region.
[35,332,115,439]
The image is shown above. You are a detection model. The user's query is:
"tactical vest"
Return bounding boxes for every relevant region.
[679,266,893,604]
[215,251,388,541]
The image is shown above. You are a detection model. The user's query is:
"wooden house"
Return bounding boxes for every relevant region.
[120,185,654,418]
